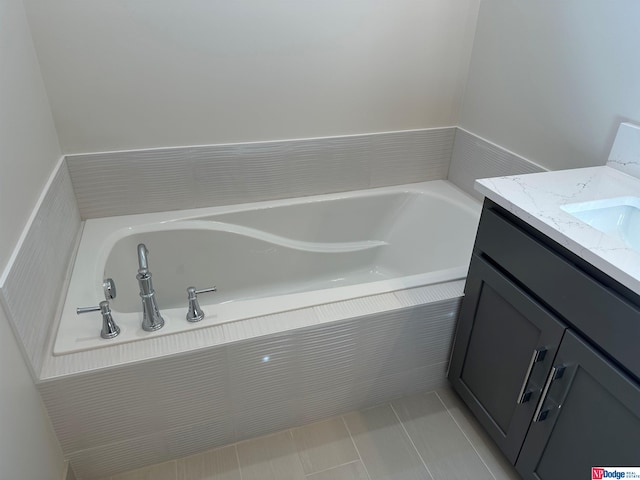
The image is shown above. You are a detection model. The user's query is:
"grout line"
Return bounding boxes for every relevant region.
[434,390,498,480]
[288,427,311,476]
[234,444,244,480]
[171,460,178,480]
[286,428,309,475]
[304,460,362,478]
[340,415,373,480]
[103,393,493,480]
[388,402,435,480]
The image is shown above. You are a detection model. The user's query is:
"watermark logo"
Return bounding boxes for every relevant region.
[592,467,640,479]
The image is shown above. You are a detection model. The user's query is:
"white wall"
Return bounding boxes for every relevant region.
[459,0,640,171]
[0,0,62,269]
[0,0,65,477]
[24,0,480,154]
[0,306,65,480]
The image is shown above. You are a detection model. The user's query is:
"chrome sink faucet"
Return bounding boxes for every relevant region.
[137,243,165,331]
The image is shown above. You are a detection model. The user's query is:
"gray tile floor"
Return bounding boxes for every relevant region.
[100,387,521,480]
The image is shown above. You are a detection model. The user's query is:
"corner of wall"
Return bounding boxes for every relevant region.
[448,127,546,200]
[0,158,82,377]
[62,461,77,480]
[0,303,66,480]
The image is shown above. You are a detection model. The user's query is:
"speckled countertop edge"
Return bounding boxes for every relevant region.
[476,165,640,295]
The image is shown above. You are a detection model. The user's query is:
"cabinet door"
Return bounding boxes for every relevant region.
[516,330,640,479]
[449,255,566,463]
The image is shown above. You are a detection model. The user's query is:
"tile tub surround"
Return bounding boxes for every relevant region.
[95,388,521,480]
[475,166,640,295]
[29,126,536,376]
[0,157,82,375]
[448,128,546,200]
[0,125,543,477]
[39,287,463,479]
[65,126,551,220]
[0,124,546,377]
[65,128,456,219]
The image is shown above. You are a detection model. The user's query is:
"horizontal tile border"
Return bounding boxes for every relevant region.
[65,128,455,219]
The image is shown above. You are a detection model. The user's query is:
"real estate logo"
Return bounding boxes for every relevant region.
[592,467,640,479]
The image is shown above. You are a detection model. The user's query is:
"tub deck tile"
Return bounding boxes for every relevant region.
[392,280,465,308]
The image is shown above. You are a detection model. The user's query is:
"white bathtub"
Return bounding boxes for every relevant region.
[55,180,481,354]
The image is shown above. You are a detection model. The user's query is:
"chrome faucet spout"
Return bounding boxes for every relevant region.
[137,243,149,271]
[135,244,165,332]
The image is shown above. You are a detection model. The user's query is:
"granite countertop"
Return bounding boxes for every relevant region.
[476,165,640,296]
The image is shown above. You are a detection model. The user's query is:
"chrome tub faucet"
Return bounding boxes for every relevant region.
[137,243,165,331]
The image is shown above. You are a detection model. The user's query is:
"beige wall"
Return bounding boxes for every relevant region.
[0,0,65,477]
[24,0,480,154]
[459,0,640,171]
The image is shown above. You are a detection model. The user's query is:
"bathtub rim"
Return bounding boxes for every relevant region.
[41,279,467,381]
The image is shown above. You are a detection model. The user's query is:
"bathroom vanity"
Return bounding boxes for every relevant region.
[448,166,640,479]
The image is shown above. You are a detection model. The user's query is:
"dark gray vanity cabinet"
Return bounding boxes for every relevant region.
[515,330,640,479]
[448,255,565,463]
[449,200,640,478]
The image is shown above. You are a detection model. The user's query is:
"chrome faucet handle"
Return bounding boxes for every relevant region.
[77,300,121,339]
[186,286,217,322]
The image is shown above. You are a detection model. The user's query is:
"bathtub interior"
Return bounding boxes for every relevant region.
[105,190,478,314]
[106,228,389,313]
[202,193,409,243]
[55,181,481,355]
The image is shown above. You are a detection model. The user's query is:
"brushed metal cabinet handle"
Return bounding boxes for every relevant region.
[533,364,565,422]
[517,347,547,404]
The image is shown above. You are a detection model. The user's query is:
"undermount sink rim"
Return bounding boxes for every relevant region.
[560,195,640,215]
[560,196,640,254]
